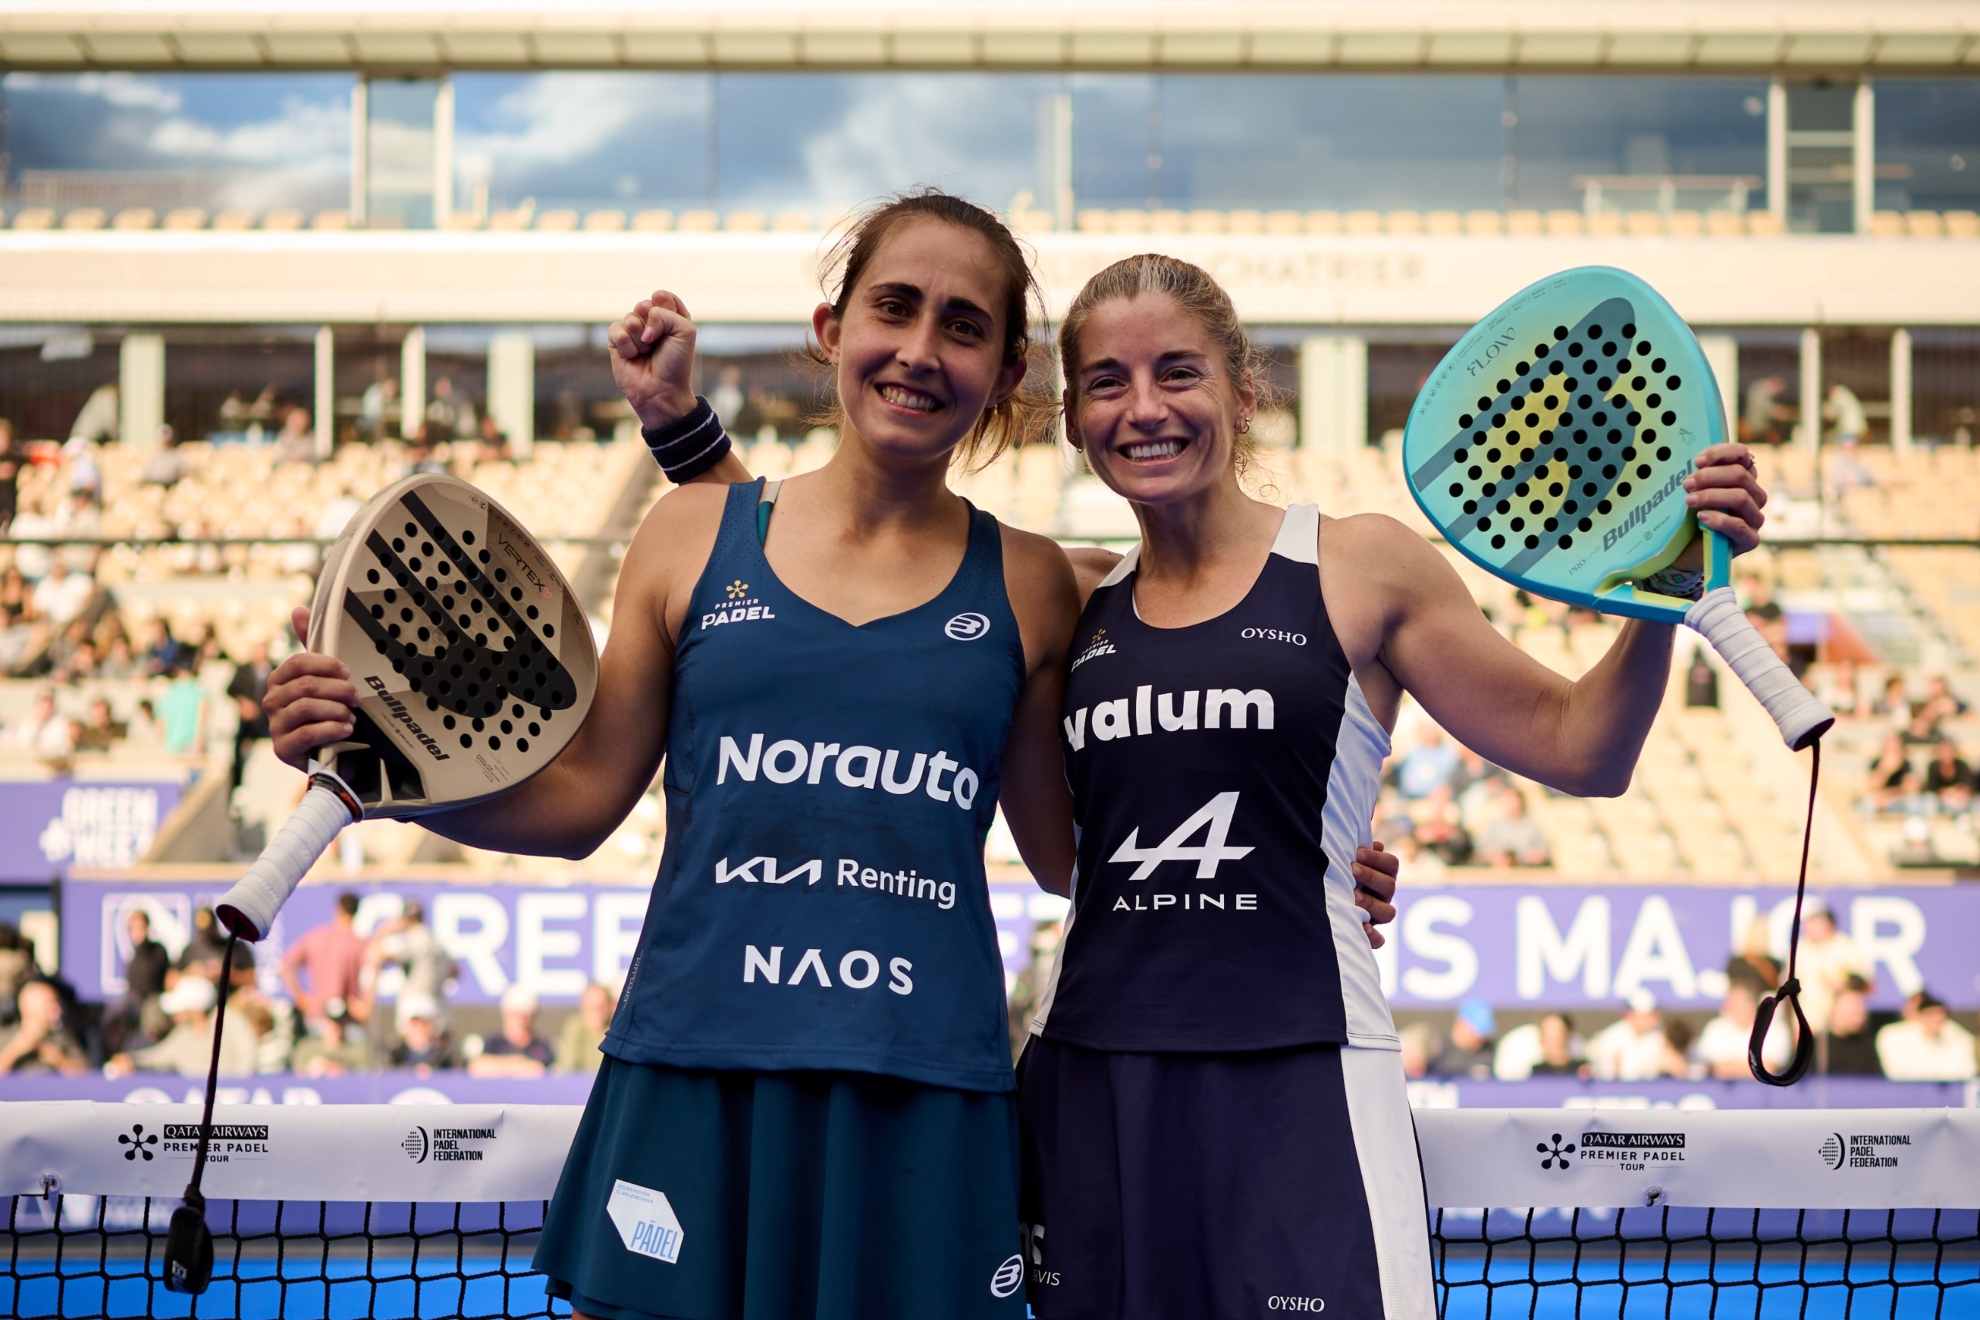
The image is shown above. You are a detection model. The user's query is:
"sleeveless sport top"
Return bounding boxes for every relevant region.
[605,480,1026,1092]
[1032,505,1398,1053]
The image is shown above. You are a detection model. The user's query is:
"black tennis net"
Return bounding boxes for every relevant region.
[4,1102,1976,1318]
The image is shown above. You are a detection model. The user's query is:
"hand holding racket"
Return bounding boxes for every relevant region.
[218,473,598,942]
[1402,266,1829,1085]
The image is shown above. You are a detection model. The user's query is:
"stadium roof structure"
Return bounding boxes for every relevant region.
[1,0,1977,75]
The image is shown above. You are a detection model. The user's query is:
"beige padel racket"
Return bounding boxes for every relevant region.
[215,474,598,941]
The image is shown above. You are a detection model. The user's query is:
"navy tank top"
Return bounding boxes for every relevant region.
[1033,505,1398,1053]
[605,480,1026,1092]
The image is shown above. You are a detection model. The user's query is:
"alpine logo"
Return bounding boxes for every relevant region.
[944,612,992,641]
[1108,791,1253,879]
[990,1254,1024,1298]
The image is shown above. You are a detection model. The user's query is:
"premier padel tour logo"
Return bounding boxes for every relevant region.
[1536,1133,1575,1170]
[1819,1131,1911,1170]
[1070,627,1116,671]
[944,612,991,641]
[118,1123,159,1161]
[703,581,777,632]
[402,1126,499,1163]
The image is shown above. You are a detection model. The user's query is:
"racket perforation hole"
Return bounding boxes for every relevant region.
[408,556,421,571]
[392,537,405,552]
[1617,482,1633,496]
[1661,411,1676,425]
[517,738,530,753]
[1656,447,1671,461]
[1463,500,1478,514]
[1567,343,1583,357]
[1477,518,1492,531]
[1578,518,1593,531]
[1632,376,1646,390]
[1647,393,1662,408]
[421,541,434,556]
[1637,465,1652,478]
[1492,534,1506,548]
[461,735,473,749]
[1496,379,1511,393]
[1524,535,1539,549]
[529,722,541,736]
[1598,500,1613,514]
[489,737,501,751]
[1587,324,1602,338]
[367,569,380,584]
[1553,325,1568,339]
[1559,535,1573,548]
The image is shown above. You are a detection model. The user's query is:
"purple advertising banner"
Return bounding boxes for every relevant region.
[0,778,184,882]
[1374,885,1980,1011]
[0,1071,1970,1111]
[59,876,1979,1012]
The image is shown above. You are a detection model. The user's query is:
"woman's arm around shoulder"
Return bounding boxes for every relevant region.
[996,525,1082,896]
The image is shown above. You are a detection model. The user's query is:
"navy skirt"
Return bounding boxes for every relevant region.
[1017,1037,1436,1320]
[533,1054,1028,1320]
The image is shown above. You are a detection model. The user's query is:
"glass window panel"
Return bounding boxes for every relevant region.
[714,73,1056,215]
[0,71,351,214]
[1874,80,1980,213]
[1510,77,1768,215]
[1153,75,1503,211]
[453,72,713,215]
[366,78,437,229]
[1071,75,1157,209]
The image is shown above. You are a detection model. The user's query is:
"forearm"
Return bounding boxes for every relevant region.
[417,755,639,859]
[1546,619,1674,796]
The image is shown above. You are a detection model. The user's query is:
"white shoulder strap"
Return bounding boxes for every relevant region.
[1097,542,1140,587]
[1271,504,1320,565]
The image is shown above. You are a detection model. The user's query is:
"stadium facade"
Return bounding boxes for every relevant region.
[0,1,1976,455]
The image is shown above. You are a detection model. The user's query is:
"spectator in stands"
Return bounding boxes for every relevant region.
[1742,577,1788,660]
[53,488,101,574]
[291,1013,370,1078]
[1864,732,1920,814]
[1428,999,1497,1079]
[68,383,117,449]
[555,981,617,1074]
[1492,1011,1584,1080]
[275,406,316,464]
[1398,1022,1436,1081]
[474,414,510,463]
[0,607,33,674]
[1383,829,1446,882]
[1476,788,1551,868]
[0,980,90,1075]
[469,985,555,1078]
[1815,659,1859,719]
[30,561,90,628]
[174,907,228,984]
[280,893,369,1029]
[367,900,455,1028]
[1900,700,1942,748]
[1923,739,1975,816]
[1724,916,1782,997]
[1693,982,1792,1079]
[1871,672,1910,720]
[1684,648,1719,708]
[0,923,30,1023]
[0,417,18,532]
[74,696,126,753]
[139,424,187,487]
[1797,901,1874,1036]
[97,629,137,681]
[1921,674,1968,724]
[1408,782,1472,866]
[709,365,745,428]
[388,993,460,1074]
[158,663,208,755]
[1824,977,1883,1076]
[6,689,75,761]
[428,376,476,440]
[358,376,398,442]
[104,975,258,1079]
[1587,991,1686,1080]
[1393,722,1459,800]
[142,618,191,676]
[124,908,170,1004]
[11,498,52,581]
[1876,991,1978,1081]
[227,640,273,789]
[1741,374,1788,445]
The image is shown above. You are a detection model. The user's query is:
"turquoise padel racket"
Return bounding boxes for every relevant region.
[1401,265,1832,752]
[1403,267,1833,1087]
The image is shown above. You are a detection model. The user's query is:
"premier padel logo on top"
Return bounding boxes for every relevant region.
[1536,1134,1575,1170]
[118,1123,159,1161]
[703,583,777,632]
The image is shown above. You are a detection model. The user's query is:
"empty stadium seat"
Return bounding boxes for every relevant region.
[1304,210,1342,235]
[1745,210,1786,237]
[535,209,580,232]
[723,211,768,232]
[1665,209,1704,237]
[1947,210,1980,238]
[1704,209,1747,237]
[1075,209,1112,233]
[1545,210,1584,237]
[676,210,719,232]
[1263,210,1303,235]
[581,209,626,232]
[1224,209,1264,235]
[1625,209,1664,237]
[487,208,534,231]
[631,209,674,232]
[1148,210,1185,233]
[1505,210,1543,236]
[1424,210,1463,236]
[111,208,157,231]
[1344,210,1383,235]
[162,208,209,231]
[1187,209,1224,235]
[1384,210,1421,236]
[1906,210,1946,238]
[771,210,814,232]
[309,210,350,230]
[1463,210,1502,236]
[62,208,107,231]
[12,208,56,230]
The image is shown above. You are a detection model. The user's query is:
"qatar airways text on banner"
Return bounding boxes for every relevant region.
[1375,886,1980,1010]
[0,779,182,882]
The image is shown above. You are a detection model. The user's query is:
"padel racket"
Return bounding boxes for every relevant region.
[213,473,598,942]
[1402,266,1830,1085]
[1402,265,1832,751]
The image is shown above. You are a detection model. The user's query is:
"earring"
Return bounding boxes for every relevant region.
[1236,416,1252,435]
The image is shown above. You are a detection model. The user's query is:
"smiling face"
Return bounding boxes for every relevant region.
[814,217,1025,469]
[1066,292,1253,508]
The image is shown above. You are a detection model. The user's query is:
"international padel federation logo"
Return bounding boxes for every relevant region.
[945,612,992,641]
[118,1123,159,1161]
[1820,1133,1845,1170]
[403,1127,431,1162]
[990,1253,1024,1298]
[1537,1134,1576,1170]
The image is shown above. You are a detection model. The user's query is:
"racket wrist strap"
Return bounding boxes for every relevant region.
[642,397,732,484]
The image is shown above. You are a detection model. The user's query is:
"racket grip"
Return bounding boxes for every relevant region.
[214,773,363,941]
[1685,587,1835,751]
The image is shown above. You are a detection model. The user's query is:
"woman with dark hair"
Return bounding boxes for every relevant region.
[1016,253,1769,1319]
